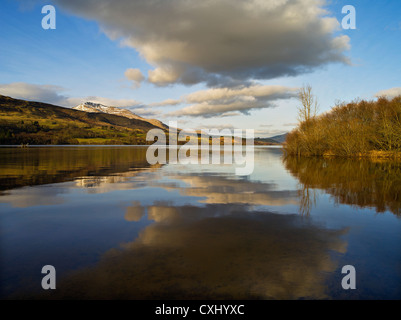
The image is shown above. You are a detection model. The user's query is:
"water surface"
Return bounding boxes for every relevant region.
[0,146,400,299]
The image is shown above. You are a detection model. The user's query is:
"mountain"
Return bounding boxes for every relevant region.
[73,102,168,130]
[0,95,165,145]
[74,102,141,119]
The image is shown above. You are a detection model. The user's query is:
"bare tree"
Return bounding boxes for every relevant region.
[297,84,319,123]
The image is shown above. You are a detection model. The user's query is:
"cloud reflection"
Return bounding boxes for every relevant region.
[125,201,146,222]
[38,204,347,300]
[146,172,299,207]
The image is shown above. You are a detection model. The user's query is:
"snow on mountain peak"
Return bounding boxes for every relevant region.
[74,102,143,120]
[73,102,167,130]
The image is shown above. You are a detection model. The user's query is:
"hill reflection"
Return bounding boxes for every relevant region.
[0,147,153,191]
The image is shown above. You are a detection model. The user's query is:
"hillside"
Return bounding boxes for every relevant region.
[0,95,164,145]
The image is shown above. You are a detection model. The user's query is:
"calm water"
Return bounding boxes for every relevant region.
[0,146,400,299]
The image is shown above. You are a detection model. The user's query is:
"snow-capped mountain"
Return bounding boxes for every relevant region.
[73,102,143,120]
[73,102,167,129]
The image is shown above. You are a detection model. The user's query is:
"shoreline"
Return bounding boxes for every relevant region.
[284,150,401,160]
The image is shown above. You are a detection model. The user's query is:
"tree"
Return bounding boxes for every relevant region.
[297,84,319,123]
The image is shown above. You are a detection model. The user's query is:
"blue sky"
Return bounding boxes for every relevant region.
[0,0,400,137]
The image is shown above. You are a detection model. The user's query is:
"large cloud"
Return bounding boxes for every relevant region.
[54,0,350,87]
[167,84,298,117]
[0,82,141,108]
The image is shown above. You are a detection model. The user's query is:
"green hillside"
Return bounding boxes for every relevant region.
[0,95,164,145]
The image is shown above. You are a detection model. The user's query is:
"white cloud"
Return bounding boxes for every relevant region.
[194,123,236,130]
[124,68,145,88]
[167,84,298,117]
[54,0,351,87]
[254,129,288,137]
[131,107,163,118]
[0,82,68,106]
[184,85,297,103]
[150,99,182,107]
[218,112,241,117]
[375,87,401,99]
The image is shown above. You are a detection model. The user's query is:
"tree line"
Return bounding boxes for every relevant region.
[284,86,401,157]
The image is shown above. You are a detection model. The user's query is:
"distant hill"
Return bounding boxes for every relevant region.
[254,133,288,145]
[0,95,164,145]
[269,133,288,144]
[254,137,279,145]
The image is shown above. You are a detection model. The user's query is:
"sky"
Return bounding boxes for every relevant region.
[0,0,400,137]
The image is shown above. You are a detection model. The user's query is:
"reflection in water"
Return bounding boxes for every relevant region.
[166,174,299,206]
[2,147,400,299]
[0,147,153,191]
[283,156,401,216]
[125,202,146,222]
[36,204,347,300]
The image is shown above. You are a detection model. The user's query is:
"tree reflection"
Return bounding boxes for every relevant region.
[283,156,401,216]
[298,184,318,216]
